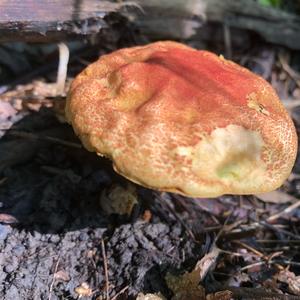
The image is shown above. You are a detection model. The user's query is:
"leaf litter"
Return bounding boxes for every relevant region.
[1,27,300,300]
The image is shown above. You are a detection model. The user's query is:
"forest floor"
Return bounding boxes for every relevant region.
[1,17,300,300]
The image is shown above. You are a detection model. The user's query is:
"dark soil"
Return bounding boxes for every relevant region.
[1,96,300,300]
[1,21,300,300]
[0,109,206,299]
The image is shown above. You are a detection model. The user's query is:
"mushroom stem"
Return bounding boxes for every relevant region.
[56,43,69,96]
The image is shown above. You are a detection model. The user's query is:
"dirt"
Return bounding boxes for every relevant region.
[0,109,205,299]
[1,24,300,299]
[1,106,300,300]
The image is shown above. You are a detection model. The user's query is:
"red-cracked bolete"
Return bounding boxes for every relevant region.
[66,41,298,197]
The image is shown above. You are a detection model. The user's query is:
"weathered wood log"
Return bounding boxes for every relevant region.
[0,0,121,42]
[1,0,300,49]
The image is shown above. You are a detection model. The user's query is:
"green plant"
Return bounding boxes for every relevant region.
[258,0,282,8]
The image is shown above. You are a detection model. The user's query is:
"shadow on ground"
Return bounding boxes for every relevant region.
[0,108,119,233]
[0,108,204,299]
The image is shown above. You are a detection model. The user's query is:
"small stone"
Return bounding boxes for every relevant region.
[4,264,15,273]
[12,245,25,257]
[79,232,88,241]
[50,235,60,244]
[0,224,12,240]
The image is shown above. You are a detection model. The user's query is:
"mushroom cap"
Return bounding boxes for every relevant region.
[66,41,298,197]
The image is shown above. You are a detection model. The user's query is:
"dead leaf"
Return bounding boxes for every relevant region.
[0,213,18,224]
[142,210,152,222]
[195,245,220,281]
[165,246,219,300]
[277,269,300,295]
[99,183,138,216]
[54,270,70,282]
[206,290,233,300]
[136,293,166,300]
[227,272,250,287]
[75,282,93,297]
[255,190,298,204]
[23,99,44,112]
[165,270,205,300]
[194,198,227,216]
[0,101,17,119]
[289,278,300,296]
[0,101,17,132]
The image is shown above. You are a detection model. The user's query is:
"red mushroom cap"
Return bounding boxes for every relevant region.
[66,41,298,197]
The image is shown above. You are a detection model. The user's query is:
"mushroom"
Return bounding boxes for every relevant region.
[66,41,297,198]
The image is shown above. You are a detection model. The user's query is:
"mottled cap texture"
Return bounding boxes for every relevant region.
[66,41,297,197]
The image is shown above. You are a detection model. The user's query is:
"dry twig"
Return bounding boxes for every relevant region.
[48,256,61,300]
[267,200,300,222]
[8,130,82,149]
[233,240,284,271]
[111,285,129,300]
[101,239,110,300]
[278,52,300,88]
